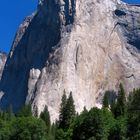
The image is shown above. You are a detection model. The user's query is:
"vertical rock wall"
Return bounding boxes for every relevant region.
[0,0,140,121]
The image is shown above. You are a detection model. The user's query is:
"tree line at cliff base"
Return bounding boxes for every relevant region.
[0,84,140,140]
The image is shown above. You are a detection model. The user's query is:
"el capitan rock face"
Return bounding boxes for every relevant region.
[0,52,7,80]
[0,0,140,121]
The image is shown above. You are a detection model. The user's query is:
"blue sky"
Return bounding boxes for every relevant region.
[0,0,37,53]
[0,0,139,53]
[123,0,140,3]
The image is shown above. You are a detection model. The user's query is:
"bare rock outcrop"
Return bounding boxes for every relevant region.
[0,0,140,121]
[0,52,7,79]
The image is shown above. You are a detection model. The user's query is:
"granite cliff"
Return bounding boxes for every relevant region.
[0,0,140,121]
[0,52,7,80]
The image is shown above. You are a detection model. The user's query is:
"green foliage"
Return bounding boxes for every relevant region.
[55,129,66,140]
[82,106,88,114]
[40,105,51,129]
[109,116,127,140]
[12,117,47,140]
[0,117,47,140]
[0,119,12,140]
[49,123,57,140]
[59,91,67,129]
[116,84,126,116]
[0,84,140,140]
[6,105,15,120]
[64,92,76,129]
[127,89,140,115]
[59,92,76,130]
[112,84,127,118]
[110,99,116,117]
[127,88,140,139]
[103,91,109,108]
[0,105,15,121]
[17,104,32,117]
[72,108,115,140]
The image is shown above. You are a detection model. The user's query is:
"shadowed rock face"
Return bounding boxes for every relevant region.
[0,0,140,121]
[0,0,63,111]
[115,4,140,49]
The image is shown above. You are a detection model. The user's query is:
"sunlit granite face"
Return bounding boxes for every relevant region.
[0,52,7,80]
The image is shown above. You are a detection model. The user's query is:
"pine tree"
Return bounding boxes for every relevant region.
[115,83,126,118]
[34,106,38,117]
[103,91,109,108]
[72,108,115,140]
[40,105,51,129]
[127,88,140,139]
[6,105,14,120]
[64,92,76,129]
[50,123,57,140]
[59,91,76,130]
[110,99,116,117]
[17,104,32,117]
[82,106,88,114]
[59,91,67,129]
